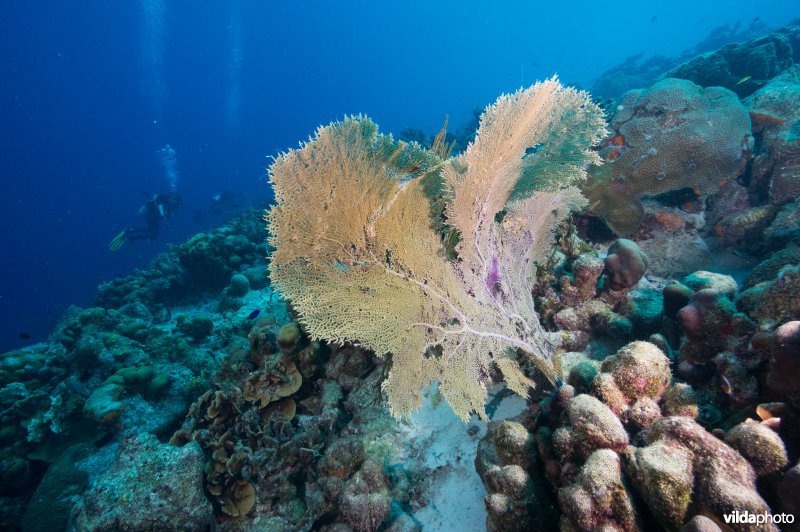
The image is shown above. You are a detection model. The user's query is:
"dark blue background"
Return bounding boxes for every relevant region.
[1,1,796,351]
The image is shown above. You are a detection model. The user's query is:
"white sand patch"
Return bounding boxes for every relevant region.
[395,384,526,531]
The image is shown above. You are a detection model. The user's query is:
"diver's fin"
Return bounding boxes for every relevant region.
[108,230,128,252]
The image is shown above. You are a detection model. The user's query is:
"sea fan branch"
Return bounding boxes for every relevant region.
[267,81,607,421]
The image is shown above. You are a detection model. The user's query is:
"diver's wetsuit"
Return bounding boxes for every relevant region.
[110,191,182,251]
[125,199,162,241]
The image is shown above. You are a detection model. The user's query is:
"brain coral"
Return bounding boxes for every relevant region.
[585,78,752,235]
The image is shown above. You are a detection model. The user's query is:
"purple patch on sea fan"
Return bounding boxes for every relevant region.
[485,256,501,294]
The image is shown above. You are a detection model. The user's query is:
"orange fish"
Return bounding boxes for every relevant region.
[606,134,625,147]
[749,111,785,129]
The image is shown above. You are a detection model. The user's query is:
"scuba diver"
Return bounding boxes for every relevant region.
[109,191,183,251]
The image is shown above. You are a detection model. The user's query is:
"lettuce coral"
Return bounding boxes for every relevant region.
[267,77,607,420]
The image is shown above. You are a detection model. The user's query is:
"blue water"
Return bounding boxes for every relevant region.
[1,0,796,352]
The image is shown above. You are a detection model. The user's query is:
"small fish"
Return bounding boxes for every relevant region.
[749,111,785,128]
[650,14,658,23]
[247,309,261,319]
[19,332,31,339]
[720,375,733,395]
[606,134,626,147]
[736,75,752,85]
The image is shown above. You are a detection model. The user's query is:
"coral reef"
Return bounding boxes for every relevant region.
[73,433,213,530]
[4,22,800,532]
[677,288,751,354]
[630,416,773,530]
[661,25,800,97]
[592,341,671,425]
[591,54,680,100]
[96,211,266,310]
[168,350,313,519]
[584,78,751,236]
[517,223,797,530]
[0,212,284,529]
[559,449,638,531]
[741,265,800,326]
[765,321,800,397]
[19,444,96,531]
[779,461,800,517]
[531,338,784,531]
[604,239,648,291]
[561,393,629,458]
[166,319,424,530]
[724,420,789,476]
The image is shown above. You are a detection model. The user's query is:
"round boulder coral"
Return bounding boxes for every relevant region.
[677,288,755,355]
[585,78,750,235]
[766,320,800,394]
[568,361,598,394]
[493,421,535,470]
[661,383,699,419]
[663,281,692,319]
[228,274,251,298]
[560,253,604,305]
[176,314,214,343]
[592,371,630,415]
[482,465,538,532]
[554,299,633,339]
[277,322,302,352]
[339,459,391,532]
[601,341,672,400]
[724,421,789,476]
[747,265,800,325]
[628,397,662,430]
[604,239,648,291]
[477,418,557,531]
[640,416,774,531]
[566,394,629,459]
[625,437,694,528]
[680,514,723,531]
[683,271,738,299]
[778,460,800,517]
[558,449,637,531]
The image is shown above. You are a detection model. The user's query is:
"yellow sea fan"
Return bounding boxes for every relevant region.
[267,79,607,420]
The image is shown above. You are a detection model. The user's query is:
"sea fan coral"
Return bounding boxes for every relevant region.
[267,77,607,420]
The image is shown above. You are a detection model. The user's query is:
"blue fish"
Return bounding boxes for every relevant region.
[247,309,261,319]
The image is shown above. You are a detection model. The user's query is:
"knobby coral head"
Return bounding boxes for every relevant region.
[266,76,608,421]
